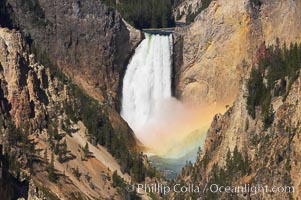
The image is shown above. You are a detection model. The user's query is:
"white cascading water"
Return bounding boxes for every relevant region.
[121,33,173,133]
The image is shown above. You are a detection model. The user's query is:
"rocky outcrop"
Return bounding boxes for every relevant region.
[173,1,301,199]
[0,28,42,127]
[173,0,202,22]
[176,54,301,200]
[174,0,301,107]
[27,180,46,200]
[0,27,140,200]
[1,0,142,109]
[260,0,301,45]
[186,75,300,199]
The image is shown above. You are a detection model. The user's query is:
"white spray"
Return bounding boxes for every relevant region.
[121,33,214,157]
[121,33,173,132]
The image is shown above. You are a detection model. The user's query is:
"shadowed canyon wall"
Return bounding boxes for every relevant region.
[1,0,142,109]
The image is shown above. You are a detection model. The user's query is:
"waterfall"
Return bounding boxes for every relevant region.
[121,33,173,132]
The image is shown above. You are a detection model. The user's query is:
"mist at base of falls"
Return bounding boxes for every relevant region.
[121,33,224,158]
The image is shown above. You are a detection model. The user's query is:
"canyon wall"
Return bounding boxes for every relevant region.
[1,0,142,109]
[174,0,301,107]
[0,27,139,200]
[173,0,301,199]
[176,65,301,200]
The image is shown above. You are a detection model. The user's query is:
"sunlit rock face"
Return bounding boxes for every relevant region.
[174,0,301,108]
[172,0,301,199]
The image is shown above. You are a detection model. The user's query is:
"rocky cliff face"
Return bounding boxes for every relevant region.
[174,0,301,107]
[0,27,140,200]
[172,0,301,199]
[173,0,202,22]
[0,28,47,128]
[1,0,142,109]
[176,68,301,200]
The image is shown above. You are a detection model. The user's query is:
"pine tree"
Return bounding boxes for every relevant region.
[44,148,48,164]
[202,151,210,168]
[243,152,251,175]
[58,151,63,163]
[62,139,67,154]
[72,167,81,180]
[48,152,56,182]
[225,149,232,175]
[112,170,124,187]
[263,104,274,129]
[197,146,202,157]
[83,142,89,158]
[54,142,59,155]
